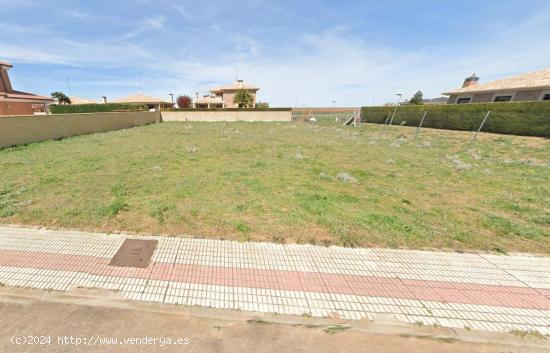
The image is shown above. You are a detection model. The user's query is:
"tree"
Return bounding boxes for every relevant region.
[176,95,192,108]
[233,89,254,108]
[408,90,424,105]
[255,101,269,109]
[51,91,71,105]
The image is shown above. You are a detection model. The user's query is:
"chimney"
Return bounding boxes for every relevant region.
[462,73,479,88]
[102,96,107,104]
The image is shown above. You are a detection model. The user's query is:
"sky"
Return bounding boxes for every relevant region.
[1,0,550,107]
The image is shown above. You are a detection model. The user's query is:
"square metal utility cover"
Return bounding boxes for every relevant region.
[109,239,158,268]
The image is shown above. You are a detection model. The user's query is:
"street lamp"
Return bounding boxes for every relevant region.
[387,93,403,127]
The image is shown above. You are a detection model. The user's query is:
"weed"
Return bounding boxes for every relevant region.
[336,172,358,183]
[236,233,249,242]
[150,204,173,224]
[336,231,361,248]
[323,325,350,334]
[510,329,545,339]
[99,199,128,217]
[235,221,251,233]
[110,183,128,198]
[271,235,285,244]
[484,214,543,239]
[247,319,273,325]
[235,204,249,212]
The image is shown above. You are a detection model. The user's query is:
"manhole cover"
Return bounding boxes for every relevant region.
[109,239,158,268]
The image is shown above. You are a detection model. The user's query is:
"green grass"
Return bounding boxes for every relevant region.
[0,121,549,253]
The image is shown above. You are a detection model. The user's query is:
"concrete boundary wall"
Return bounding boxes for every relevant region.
[161,110,292,122]
[0,111,160,148]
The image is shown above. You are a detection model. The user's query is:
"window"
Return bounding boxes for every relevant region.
[543,93,550,101]
[494,95,512,102]
[456,97,471,104]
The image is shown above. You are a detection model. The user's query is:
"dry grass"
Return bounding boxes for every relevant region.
[0,120,548,253]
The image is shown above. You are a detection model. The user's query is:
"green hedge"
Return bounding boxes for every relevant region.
[50,103,148,114]
[361,101,550,137]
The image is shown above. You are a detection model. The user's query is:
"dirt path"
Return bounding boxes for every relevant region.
[0,287,547,353]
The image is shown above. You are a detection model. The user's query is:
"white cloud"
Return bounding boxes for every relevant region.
[0,44,68,64]
[1,10,549,106]
[112,15,165,42]
[0,0,35,8]
[64,10,93,20]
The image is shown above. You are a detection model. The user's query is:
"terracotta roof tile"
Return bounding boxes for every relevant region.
[69,96,98,104]
[443,68,550,95]
[112,93,170,104]
[210,81,259,92]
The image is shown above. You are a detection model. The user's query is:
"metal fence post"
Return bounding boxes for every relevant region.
[388,103,399,127]
[413,111,427,141]
[383,112,390,126]
[470,110,491,144]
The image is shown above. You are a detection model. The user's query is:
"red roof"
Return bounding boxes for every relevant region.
[0,60,53,102]
[2,90,53,101]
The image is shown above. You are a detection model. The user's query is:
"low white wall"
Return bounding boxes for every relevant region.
[161,110,292,122]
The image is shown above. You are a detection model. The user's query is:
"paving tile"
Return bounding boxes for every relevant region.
[0,225,549,335]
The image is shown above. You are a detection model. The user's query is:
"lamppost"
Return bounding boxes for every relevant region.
[388,93,403,127]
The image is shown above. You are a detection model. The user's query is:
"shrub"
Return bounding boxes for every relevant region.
[233,89,254,108]
[176,95,192,108]
[361,101,550,137]
[408,91,424,105]
[255,101,269,109]
[51,91,71,104]
[50,103,147,114]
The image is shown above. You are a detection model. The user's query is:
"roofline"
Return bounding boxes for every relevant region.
[0,61,13,68]
[442,86,550,96]
[209,87,260,92]
[112,101,172,104]
[0,95,54,102]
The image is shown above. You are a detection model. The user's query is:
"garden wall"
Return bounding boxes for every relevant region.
[0,111,160,148]
[161,109,292,122]
[361,101,550,137]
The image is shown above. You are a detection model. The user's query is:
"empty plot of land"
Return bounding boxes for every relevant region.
[0,121,548,253]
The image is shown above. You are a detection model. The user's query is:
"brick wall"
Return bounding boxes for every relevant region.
[0,111,160,148]
[161,110,291,122]
[0,101,36,115]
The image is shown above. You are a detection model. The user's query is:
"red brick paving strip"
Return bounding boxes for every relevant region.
[0,249,548,310]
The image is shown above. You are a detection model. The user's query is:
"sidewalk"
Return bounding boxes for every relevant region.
[0,225,548,335]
